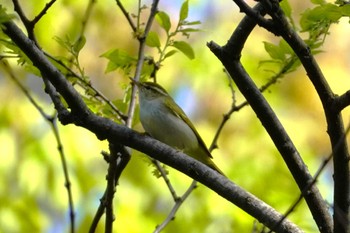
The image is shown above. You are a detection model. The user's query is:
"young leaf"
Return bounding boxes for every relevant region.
[183,20,201,25]
[164,50,178,59]
[178,28,201,33]
[73,36,86,54]
[179,0,189,21]
[263,41,286,61]
[101,49,136,73]
[0,5,15,25]
[279,40,294,55]
[311,0,326,5]
[156,11,171,32]
[341,4,350,16]
[172,41,195,59]
[280,0,292,19]
[146,31,161,48]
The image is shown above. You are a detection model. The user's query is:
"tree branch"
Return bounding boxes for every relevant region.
[207,2,332,232]
[154,180,197,233]
[258,0,349,231]
[115,0,137,33]
[1,60,75,233]
[12,0,57,42]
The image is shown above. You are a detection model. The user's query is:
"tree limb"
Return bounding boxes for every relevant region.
[257,0,349,231]
[208,2,333,232]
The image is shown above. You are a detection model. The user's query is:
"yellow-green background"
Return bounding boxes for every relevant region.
[0,0,349,232]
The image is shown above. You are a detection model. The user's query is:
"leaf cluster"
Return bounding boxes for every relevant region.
[260,0,350,82]
[103,0,200,81]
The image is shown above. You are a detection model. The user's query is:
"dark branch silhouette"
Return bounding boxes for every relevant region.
[207,2,333,232]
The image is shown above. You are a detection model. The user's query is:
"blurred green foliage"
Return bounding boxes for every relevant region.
[1,0,350,232]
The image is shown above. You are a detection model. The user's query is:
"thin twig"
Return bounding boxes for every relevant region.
[12,0,57,42]
[44,52,127,121]
[79,0,96,39]
[151,159,179,201]
[153,180,197,233]
[32,0,57,25]
[104,145,119,233]
[12,0,30,25]
[210,55,298,152]
[232,0,273,33]
[89,146,131,233]
[127,0,160,127]
[51,117,75,233]
[115,0,137,33]
[1,61,75,233]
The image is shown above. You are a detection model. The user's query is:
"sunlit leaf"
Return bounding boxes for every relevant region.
[141,61,154,77]
[146,31,161,48]
[164,50,177,59]
[280,0,292,19]
[279,40,294,55]
[179,0,189,21]
[73,36,86,54]
[305,4,341,21]
[0,5,15,26]
[263,41,285,61]
[100,49,136,73]
[178,28,200,33]
[311,0,326,5]
[156,11,171,32]
[340,4,350,16]
[183,20,201,25]
[172,41,194,59]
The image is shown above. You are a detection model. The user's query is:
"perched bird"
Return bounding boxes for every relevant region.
[131,79,224,175]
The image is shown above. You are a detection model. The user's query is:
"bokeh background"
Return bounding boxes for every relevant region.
[1,0,350,232]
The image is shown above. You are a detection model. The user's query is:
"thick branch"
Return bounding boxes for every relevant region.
[259,1,349,232]
[208,3,332,232]
[333,90,350,112]
[2,20,301,233]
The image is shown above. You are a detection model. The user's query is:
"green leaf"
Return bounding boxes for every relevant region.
[183,20,201,25]
[179,0,189,21]
[156,11,171,32]
[0,5,15,26]
[322,4,342,21]
[100,49,136,73]
[263,41,285,61]
[279,40,294,55]
[299,4,340,31]
[73,36,86,54]
[146,31,161,48]
[172,41,194,59]
[306,4,342,21]
[164,50,177,59]
[311,0,326,5]
[178,28,201,33]
[280,0,292,19]
[53,36,71,51]
[340,4,350,16]
[141,61,154,77]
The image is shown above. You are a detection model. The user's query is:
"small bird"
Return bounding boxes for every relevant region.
[131,79,224,175]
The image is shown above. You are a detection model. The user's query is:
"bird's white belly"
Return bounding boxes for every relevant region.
[139,100,198,151]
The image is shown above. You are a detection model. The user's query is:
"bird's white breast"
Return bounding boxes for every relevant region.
[139,97,198,151]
